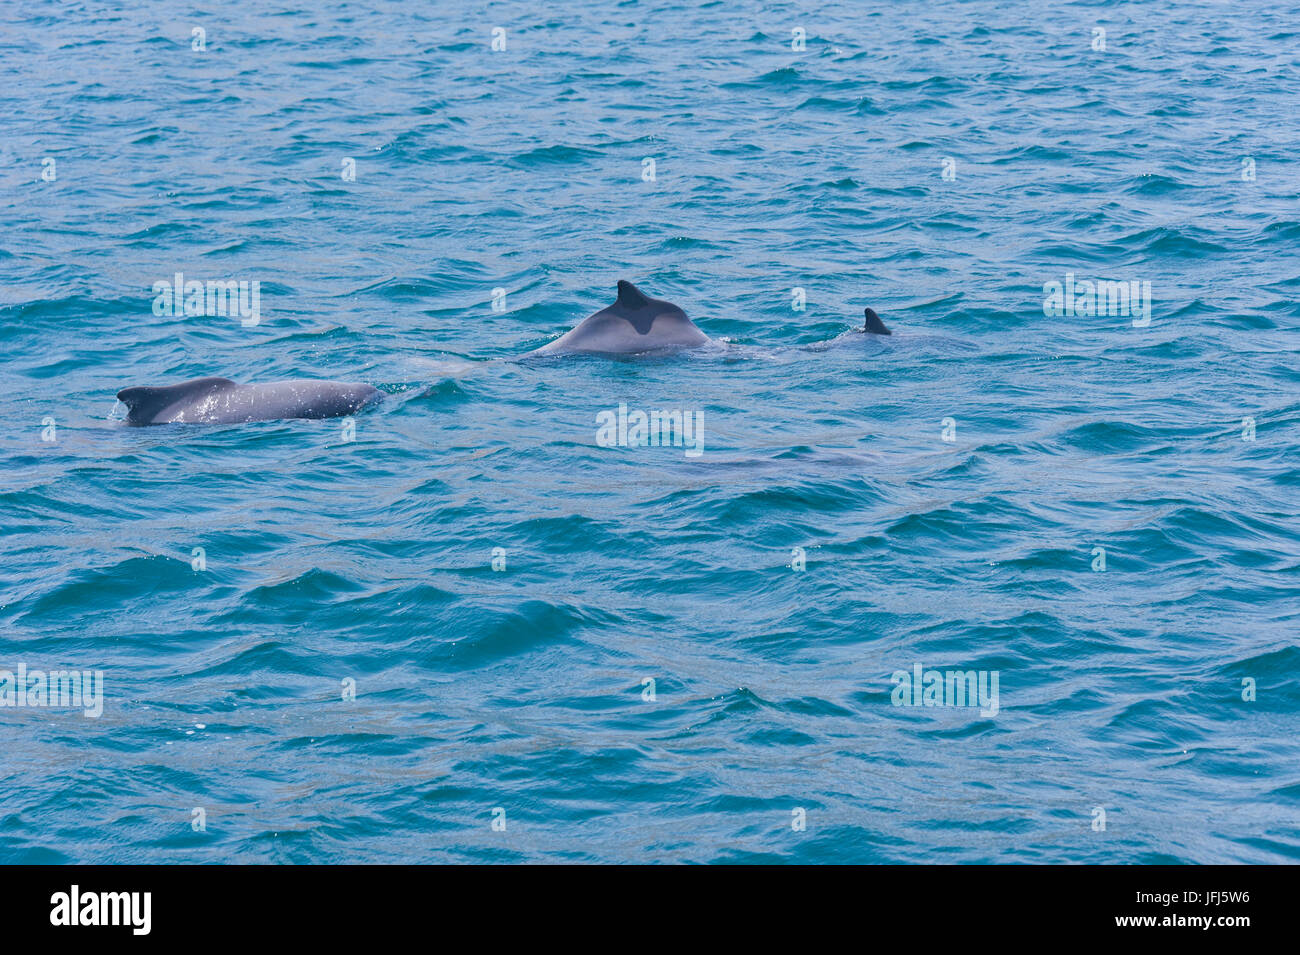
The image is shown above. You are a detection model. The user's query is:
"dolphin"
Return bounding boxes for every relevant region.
[531,280,709,356]
[116,376,382,425]
[862,307,891,335]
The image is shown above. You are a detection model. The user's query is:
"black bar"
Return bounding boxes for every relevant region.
[0,864,1283,941]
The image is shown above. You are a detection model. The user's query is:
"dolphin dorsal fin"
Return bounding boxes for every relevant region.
[116,377,236,424]
[615,280,650,309]
[863,308,891,335]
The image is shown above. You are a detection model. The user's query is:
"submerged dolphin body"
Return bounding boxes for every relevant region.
[116,376,382,425]
[532,280,709,356]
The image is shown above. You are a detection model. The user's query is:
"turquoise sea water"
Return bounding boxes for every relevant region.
[2,1,1298,863]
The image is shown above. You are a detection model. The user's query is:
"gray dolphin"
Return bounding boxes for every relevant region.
[862,307,891,335]
[532,280,709,356]
[116,376,382,425]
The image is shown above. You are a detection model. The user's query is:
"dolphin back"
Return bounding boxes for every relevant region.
[116,376,380,425]
[536,280,709,355]
[117,377,236,425]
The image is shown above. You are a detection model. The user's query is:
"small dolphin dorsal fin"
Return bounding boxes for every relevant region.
[863,308,891,335]
[615,280,650,309]
[116,376,237,423]
[188,376,237,390]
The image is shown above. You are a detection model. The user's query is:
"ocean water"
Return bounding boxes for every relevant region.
[1,0,1298,864]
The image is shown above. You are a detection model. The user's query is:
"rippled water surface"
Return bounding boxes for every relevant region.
[2,0,1299,863]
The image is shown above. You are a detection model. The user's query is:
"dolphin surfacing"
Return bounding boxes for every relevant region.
[533,280,709,356]
[116,376,382,425]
